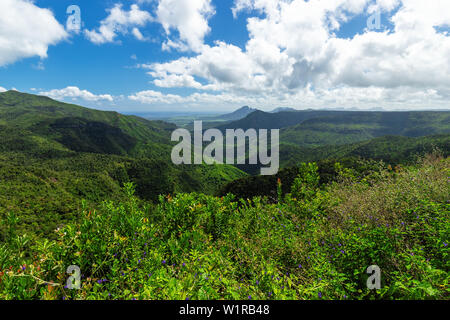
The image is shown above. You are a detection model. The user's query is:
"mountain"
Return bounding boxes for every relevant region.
[213,108,449,174]
[215,109,450,146]
[0,91,247,238]
[157,106,258,129]
[0,90,246,184]
[215,110,332,131]
[280,111,450,147]
[270,107,297,113]
[0,90,175,151]
[2,90,449,237]
[216,106,257,121]
[280,134,450,167]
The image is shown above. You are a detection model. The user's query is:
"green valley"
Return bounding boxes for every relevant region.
[0,91,448,301]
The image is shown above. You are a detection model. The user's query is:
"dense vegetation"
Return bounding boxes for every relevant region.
[221,157,386,200]
[0,155,448,300]
[238,134,450,175]
[0,91,448,300]
[0,91,246,240]
[215,109,450,139]
[280,111,450,147]
[194,108,450,174]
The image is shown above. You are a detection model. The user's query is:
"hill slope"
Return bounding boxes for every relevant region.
[0,91,247,238]
[215,110,333,131]
[281,111,450,147]
[235,133,450,175]
[2,155,448,300]
[280,134,450,167]
[216,109,450,147]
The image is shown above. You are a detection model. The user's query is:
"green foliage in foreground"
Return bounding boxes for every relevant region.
[0,151,246,241]
[0,156,448,300]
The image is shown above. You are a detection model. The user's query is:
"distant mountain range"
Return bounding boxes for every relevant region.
[216,109,450,140]
[218,106,296,118]
[216,106,257,121]
[1,90,449,177]
[212,108,450,174]
[157,105,295,128]
[0,90,246,199]
[160,103,450,174]
[270,107,297,113]
[1,90,449,237]
[217,106,296,119]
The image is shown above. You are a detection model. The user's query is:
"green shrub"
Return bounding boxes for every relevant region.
[1,156,448,300]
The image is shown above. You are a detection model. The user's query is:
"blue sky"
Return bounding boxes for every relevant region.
[1,0,450,113]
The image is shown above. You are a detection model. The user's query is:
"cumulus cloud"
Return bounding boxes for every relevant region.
[85,4,152,44]
[129,90,184,104]
[128,84,449,111]
[367,0,401,13]
[0,87,7,93]
[139,0,450,110]
[156,0,215,52]
[128,90,261,107]
[39,86,114,102]
[0,0,67,66]
[143,41,264,91]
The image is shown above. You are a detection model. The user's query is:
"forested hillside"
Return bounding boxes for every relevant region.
[280,111,450,147]
[214,109,450,148]
[221,133,450,200]
[1,154,448,300]
[0,91,448,300]
[0,91,246,239]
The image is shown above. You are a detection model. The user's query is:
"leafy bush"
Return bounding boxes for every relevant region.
[0,156,448,300]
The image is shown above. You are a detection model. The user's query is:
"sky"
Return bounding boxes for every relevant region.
[0,0,450,113]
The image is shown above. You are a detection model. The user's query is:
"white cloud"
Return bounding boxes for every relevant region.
[32,61,45,71]
[143,41,264,91]
[0,87,7,93]
[39,86,114,102]
[85,4,152,44]
[132,27,146,41]
[367,0,400,13]
[129,90,184,104]
[156,0,215,52]
[139,0,450,110]
[153,74,204,89]
[128,85,449,111]
[0,0,67,66]
[128,89,262,108]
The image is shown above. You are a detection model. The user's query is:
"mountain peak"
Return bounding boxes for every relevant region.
[217,106,258,121]
[270,107,296,113]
